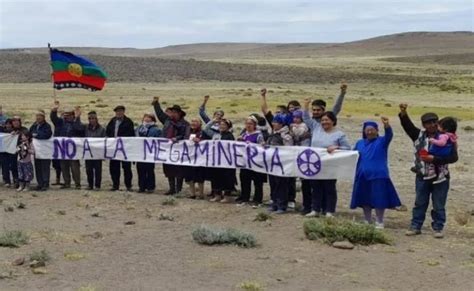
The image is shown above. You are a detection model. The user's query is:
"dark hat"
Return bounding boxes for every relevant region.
[421,112,438,123]
[114,105,126,112]
[169,105,186,117]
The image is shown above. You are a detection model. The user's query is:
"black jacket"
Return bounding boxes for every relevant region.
[106,116,135,137]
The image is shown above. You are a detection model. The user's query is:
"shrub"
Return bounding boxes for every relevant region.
[192,225,256,248]
[29,249,51,264]
[0,230,29,247]
[254,212,272,222]
[238,281,264,291]
[162,197,177,206]
[303,218,391,245]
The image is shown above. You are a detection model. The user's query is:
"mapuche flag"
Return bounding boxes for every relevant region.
[50,48,108,91]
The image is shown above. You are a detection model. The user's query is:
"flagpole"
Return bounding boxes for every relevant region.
[48,43,57,101]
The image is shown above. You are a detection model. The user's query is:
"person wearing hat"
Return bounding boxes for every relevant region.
[105,105,135,191]
[399,103,458,238]
[50,101,85,189]
[82,111,106,190]
[266,113,294,214]
[152,96,190,195]
[29,109,53,191]
[350,117,401,229]
[135,113,162,193]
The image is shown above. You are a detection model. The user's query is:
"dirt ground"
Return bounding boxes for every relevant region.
[1,118,473,291]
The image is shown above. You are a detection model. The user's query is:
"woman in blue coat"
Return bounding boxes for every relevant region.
[351,117,401,229]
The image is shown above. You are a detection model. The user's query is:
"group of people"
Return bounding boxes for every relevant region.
[0,84,458,237]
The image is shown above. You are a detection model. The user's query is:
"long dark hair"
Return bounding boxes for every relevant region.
[321,111,337,126]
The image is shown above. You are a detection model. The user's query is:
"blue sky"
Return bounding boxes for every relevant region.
[0,0,472,48]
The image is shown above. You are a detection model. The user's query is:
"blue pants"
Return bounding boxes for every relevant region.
[411,176,450,231]
[310,179,337,213]
[269,175,289,211]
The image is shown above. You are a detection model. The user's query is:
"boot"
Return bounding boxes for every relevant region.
[197,183,205,199]
[176,178,184,193]
[164,177,176,195]
[187,182,196,199]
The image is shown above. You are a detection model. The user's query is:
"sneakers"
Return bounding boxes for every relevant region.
[305,211,320,218]
[288,201,296,209]
[433,231,444,239]
[210,195,222,202]
[405,229,422,236]
[4,183,11,188]
[275,209,287,215]
[375,222,384,229]
[325,212,335,218]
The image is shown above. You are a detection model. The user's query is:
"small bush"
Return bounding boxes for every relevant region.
[192,225,256,248]
[238,281,264,291]
[162,197,177,206]
[29,250,50,264]
[254,212,272,222]
[463,125,474,131]
[0,230,29,248]
[303,218,391,245]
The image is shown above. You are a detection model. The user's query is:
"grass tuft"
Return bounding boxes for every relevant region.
[254,212,272,222]
[303,218,391,245]
[238,281,264,291]
[162,197,177,206]
[29,249,51,264]
[192,225,257,248]
[0,230,29,248]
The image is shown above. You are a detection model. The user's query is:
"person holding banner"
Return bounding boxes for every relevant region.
[135,113,162,193]
[1,119,17,188]
[267,114,294,214]
[50,102,85,189]
[236,115,267,206]
[204,118,237,203]
[350,117,401,229]
[84,111,106,190]
[29,110,53,191]
[105,105,135,191]
[185,118,207,199]
[152,97,190,195]
[198,95,224,139]
[303,106,351,217]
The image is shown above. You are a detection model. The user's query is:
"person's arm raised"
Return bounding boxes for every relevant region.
[199,95,211,124]
[152,96,169,124]
[332,81,347,116]
[302,98,315,131]
[398,103,420,142]
[260,88,270,115]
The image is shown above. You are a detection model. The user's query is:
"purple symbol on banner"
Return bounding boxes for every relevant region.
[297,149,321,176]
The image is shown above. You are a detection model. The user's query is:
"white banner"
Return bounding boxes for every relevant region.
[0,133,19,154]
[30,136,359,180]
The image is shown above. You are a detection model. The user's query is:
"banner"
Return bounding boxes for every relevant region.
[31,137,359,180]
[0,133,19,154]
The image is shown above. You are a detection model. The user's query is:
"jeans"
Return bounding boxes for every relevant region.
[269,175,290,211]
[411,176,450,231]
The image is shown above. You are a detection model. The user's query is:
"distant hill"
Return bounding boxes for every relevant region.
[0,31,472,84]
[2,31,473,59]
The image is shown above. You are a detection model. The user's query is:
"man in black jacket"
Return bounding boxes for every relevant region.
[105,105,135,191]
[30,110,53,191]
[399,103,458,239]
[50,101,85,189]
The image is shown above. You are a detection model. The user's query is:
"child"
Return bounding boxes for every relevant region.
[185,118,206,199]
[290,109,310,147]
[267,114,294,214]
[204,118,237,202]
[427,117,457,184]
[135,113,162,193]
[16,132,34,191]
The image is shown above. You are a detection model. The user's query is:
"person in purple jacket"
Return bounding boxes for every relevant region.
[350,117,401,229]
